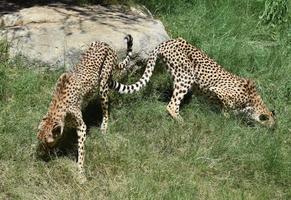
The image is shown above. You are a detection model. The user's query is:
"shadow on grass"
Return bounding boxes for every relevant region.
[158,85,222,113]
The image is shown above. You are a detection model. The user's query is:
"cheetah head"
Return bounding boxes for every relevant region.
[37,116,64,151]
[257,110,276,128]
[241,80,276,128]
[243,106,276,128]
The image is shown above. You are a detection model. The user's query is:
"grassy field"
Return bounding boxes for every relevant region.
[1,0,291,199]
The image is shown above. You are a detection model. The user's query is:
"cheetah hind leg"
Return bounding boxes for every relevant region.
[166,81,191,123]
[99,57,112,133]
[100,85,109,133]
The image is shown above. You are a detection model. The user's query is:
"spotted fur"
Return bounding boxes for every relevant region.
[110,38,275,128]
[37,35,133,173]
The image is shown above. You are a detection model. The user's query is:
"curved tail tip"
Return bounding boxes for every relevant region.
[124,34,133,42]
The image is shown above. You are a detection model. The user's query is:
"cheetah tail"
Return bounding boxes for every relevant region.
[124,34,133,56]
[110,47,159,94]
[117,34,134,70]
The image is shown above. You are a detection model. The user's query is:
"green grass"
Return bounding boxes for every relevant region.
[1,0,291,199]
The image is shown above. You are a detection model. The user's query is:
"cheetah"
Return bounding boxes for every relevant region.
[37,35,133,174]
[110,38,276,128]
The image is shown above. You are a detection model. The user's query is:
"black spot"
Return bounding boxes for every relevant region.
[115,83,121,91]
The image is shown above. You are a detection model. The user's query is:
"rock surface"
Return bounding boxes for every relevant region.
[0,4,169,69]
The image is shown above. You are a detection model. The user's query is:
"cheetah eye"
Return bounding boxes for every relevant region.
[259,114,269,121]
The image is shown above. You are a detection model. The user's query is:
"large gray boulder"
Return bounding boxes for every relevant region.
[0,4,169,69]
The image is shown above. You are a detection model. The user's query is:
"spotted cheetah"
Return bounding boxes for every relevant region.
[37,35,133,174]
[110,38,275,128]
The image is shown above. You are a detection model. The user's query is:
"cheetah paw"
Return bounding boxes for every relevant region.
[77,173,87,184]
[223,112,230,119]
[175,115,184,123]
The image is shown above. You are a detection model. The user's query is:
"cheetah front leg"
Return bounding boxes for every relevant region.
[76,122,87,174]
[69,108,87,177]
[68,107,87,183]
[209,86,235,117]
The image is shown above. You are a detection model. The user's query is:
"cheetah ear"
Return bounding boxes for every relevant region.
[41,116,48,122]
[38,115,48,130]
[177,37,186,42]
[245,79,256,93]
[54,73,71,95]
[58,73,70,86]
[37,131,42,140]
